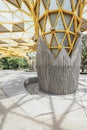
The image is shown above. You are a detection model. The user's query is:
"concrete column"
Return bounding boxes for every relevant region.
[36,37,81,95]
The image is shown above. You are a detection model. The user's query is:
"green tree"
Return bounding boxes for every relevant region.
[0,57,28,70]
[8,57,19,69]
[18,58,28,69]
[0,57,10,69]
[81,35,87,72]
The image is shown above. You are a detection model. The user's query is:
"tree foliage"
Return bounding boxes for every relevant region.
[0,57,28,70]
[81,34,87,71]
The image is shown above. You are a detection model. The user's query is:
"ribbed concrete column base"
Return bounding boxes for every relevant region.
[36,37,81,95]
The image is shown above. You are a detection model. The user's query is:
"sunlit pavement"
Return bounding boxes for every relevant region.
[0,70,87,130]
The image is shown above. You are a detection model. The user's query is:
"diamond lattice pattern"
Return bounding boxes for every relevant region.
[0,0,36,57]
[81,1,87,32]
[38,0,83,57]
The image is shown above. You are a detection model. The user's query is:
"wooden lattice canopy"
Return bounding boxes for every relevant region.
[36,0,85,57]
[81,0,87,31]
[0,0,36,58]
[0,0,86,58]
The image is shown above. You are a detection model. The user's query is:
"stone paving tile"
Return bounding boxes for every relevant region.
[0,97,41,130]
[3,89,52,119]
[0,70,87,130]
[20,124,45,130]
[42,108,87,130]
[19,99,52,118]
[0,89,7,100]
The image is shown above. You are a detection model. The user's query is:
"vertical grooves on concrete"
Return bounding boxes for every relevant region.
[36,37,81,95]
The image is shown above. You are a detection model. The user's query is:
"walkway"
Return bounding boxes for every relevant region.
[0,70,87,130]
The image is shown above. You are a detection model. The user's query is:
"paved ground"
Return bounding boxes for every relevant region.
[0,70,87,130]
